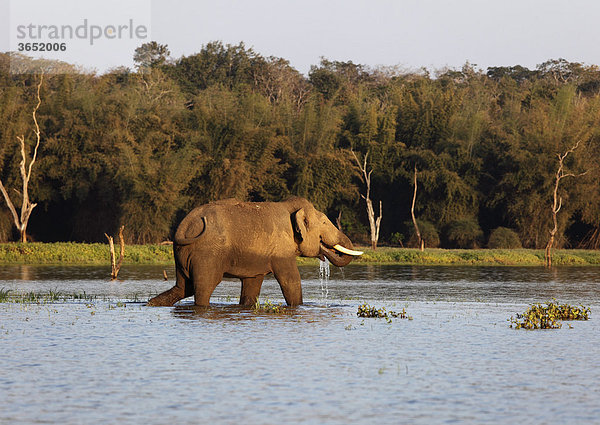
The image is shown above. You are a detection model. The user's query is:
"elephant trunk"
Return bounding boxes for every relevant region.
[320,234,359,267]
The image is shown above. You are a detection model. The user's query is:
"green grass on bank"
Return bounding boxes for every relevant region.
[299,247,600,266]
[1,243,600,266]
[0,243,173,265]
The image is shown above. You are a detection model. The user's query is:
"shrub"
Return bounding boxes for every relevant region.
[443,218,483,249]
[488,227,522,249]
[390,232,404,246]
[404,220,440,248]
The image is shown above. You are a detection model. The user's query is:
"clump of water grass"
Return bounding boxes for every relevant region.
[357,303,412,323]
[0,288,11,302]
[46,289,63,302]
[253,299,286,314]
[509,299,590,329]
[15,291,64,304]
[0,289,101,304]
[71,291,98,301]
[18,292,45,303]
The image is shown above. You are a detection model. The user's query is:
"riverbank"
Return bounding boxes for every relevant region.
[0,243,173,265]
[1,243,600,266]
[356,247,600,266]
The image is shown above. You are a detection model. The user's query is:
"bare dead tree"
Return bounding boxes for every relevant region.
[545,140,588,267]
[0,73,44,243]
[352,150,382,250]
[105,225,125,280]
[411,165,424,251]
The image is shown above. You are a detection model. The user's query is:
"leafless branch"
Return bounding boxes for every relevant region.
[0,72,44,242]
[0,181,20,229]
[546,139,587,267]
[351,149,382,250]
[411,165,424,251]
[106,225,125,280]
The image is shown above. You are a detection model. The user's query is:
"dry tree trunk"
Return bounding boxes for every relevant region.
[545,140,587,267]
[365,199,382,251]
[105,226,125,280]
[0,73,44,243]
[411,165,424,251]
[351,150,382,250]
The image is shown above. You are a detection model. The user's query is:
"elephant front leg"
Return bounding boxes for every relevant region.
[272,259,303,306]
[239,275,265,306]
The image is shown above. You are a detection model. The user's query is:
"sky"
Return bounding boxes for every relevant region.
[2,0,600,74]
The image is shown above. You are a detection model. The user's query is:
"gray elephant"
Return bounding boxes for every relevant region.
[148,197,362,307]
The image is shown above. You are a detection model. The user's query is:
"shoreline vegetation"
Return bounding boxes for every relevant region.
[2,51,600,251]
[1,243,599,266]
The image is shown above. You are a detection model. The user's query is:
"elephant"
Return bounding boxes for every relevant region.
[147,197,362,307]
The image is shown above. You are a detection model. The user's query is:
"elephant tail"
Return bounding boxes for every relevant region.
[174,216,207,245]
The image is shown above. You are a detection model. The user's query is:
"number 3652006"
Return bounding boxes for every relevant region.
[18,42,67,52]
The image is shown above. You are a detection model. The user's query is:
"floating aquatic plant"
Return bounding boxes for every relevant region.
[357,303,412,323]
[509,299,590,329]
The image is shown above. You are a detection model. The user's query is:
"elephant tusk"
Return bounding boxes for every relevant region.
[333,244,363,256]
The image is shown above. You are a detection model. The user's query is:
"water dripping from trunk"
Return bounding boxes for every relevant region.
[319,257,330,306]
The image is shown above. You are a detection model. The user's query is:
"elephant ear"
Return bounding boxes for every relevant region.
[292,208,308,242]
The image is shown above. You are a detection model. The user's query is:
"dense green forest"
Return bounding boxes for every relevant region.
[1,42,599,248]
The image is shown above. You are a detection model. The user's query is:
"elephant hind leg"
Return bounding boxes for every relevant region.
[147,286,184,306]
[147,268,191,307]
[239,275,265,306]
[192,267,223,306]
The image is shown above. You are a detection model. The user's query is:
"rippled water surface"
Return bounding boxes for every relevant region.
[1,265,599,424]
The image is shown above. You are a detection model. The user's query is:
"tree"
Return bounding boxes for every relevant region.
[166,41,260,93]
[114,70,198,243]
[490,82,597,248]
[133,41,170,71]
[35,71,122,242]
[251,56,310,110]
[545,140,588,267]
[352,150,382,250]
[1,51,600,248]
[411,165,424,250]
[0,73,44,242]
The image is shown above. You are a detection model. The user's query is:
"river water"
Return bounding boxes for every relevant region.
[1,265,599,424]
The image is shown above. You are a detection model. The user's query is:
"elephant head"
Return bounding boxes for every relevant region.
[290,199,362,267]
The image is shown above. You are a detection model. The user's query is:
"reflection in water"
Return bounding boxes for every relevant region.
[18,265,32,281]
[171,302,347,324]
[172,303,255,321]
